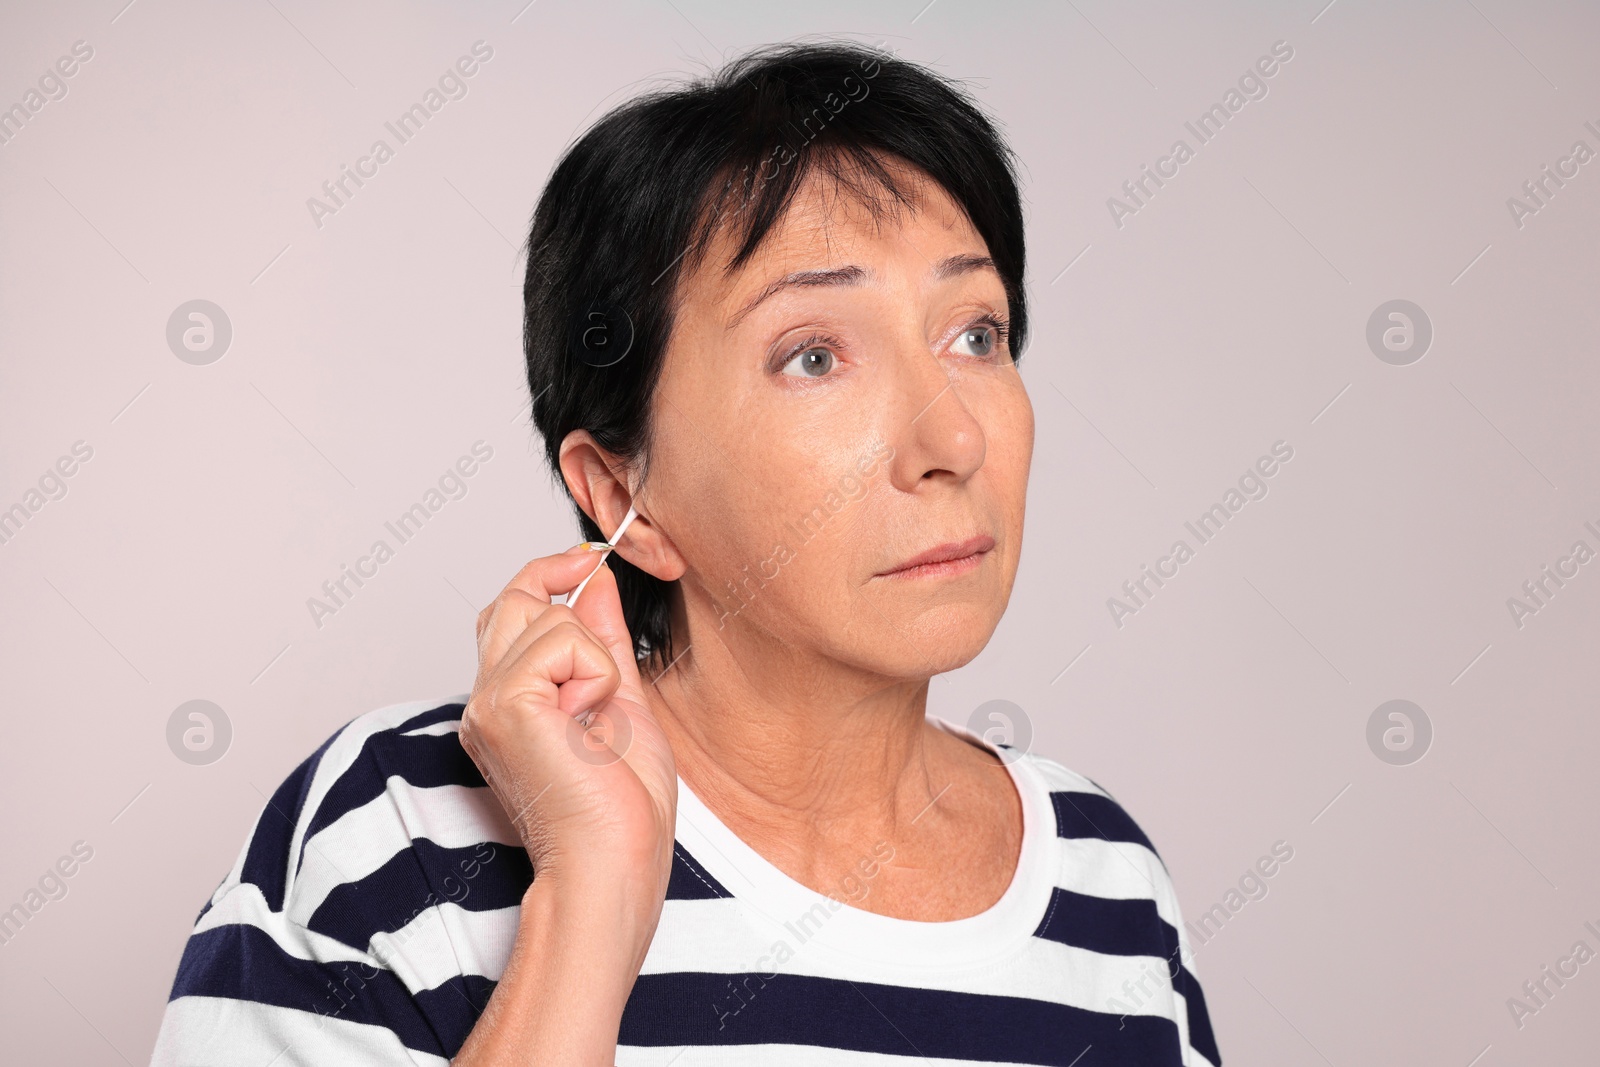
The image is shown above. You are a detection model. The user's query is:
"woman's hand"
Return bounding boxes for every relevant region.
[454,544,677,1066]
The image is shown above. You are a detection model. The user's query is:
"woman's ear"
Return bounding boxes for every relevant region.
[557,429,686,582]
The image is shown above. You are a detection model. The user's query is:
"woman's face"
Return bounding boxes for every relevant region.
[640,159,1034,680]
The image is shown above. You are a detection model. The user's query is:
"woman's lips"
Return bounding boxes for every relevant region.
[875,535,995,579]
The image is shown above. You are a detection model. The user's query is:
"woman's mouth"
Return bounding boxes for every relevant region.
[875,535,995,579]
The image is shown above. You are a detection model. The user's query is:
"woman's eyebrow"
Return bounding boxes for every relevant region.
[933,252,998,280]
[726,265,866,330]
[725,253,997,331]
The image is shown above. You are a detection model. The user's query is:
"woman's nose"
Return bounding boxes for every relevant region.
[885,345,987,491]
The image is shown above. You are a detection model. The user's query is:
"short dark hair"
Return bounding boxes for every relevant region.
[521,39,1028,667]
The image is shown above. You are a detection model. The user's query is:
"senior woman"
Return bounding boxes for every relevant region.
[154,41,1220,1067]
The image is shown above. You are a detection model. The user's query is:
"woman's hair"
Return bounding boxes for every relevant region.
[522,39,1028,667]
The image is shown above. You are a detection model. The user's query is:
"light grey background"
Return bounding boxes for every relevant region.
[2,0,1597,1062]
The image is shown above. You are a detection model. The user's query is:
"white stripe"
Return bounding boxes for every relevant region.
[195,882,379,968]
[151,995,448,1066]
[616,1043,1067,1067]
[401,720,462,737]
[371,903,520,992]
[1053,838,1178,924]
[641,897,1185,1018]
[289,782,516,926]
[285,696,470,896]
[1024,755,1110,798]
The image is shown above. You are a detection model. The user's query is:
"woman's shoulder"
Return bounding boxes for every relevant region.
[198,695,526,951]
[930,713,1168,866]
[158,696,526,1062]
[1013,747,1167,863]
[1020,747,1222,1066]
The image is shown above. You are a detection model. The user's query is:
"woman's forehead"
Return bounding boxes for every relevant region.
[692,174,982,309]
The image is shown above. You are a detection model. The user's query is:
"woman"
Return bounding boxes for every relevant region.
[154,41,1221,1066]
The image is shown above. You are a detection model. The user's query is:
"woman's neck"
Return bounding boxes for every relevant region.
[647,629,938,829]
[644,632,1024,921]
[634,584,1025,921]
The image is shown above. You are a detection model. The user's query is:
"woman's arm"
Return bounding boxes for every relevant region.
[451,546,678,1065]
[453,870,660,1064]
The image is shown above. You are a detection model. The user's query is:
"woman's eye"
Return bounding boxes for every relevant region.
[951,324,997,358]
[781,345,837,378]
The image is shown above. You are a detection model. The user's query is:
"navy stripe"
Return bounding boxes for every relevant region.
[1177,963,1221,1064]
[240,727,340,911]
[309,840,532,950]
[1049,791,1158,856]
[298,729,485,874]
[413,973,496,1052]
[168,922,456,1057]
[1032,886,1169,959]
[622,972,1184,1064]
[1155,904,1222,1065]
[668,845,733,899]
[395,702,467,735]
[1034,888,1220,1063]
[308,834,737,951]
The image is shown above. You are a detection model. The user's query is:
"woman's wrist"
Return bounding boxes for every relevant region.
[524,863,665,964]
[454,870,661,1065]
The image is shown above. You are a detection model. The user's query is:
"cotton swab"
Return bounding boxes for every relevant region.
[566,503,638,609]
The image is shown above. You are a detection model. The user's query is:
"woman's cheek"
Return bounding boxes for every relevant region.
[965,373,1029,464]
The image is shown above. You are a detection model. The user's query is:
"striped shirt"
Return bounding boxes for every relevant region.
[153,697,1221,1066]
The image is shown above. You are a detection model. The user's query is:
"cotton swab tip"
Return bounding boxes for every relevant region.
[566,504,639,609]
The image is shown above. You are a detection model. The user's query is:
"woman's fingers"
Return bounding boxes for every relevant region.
[564,558,650,697]
[475,546,608,667]
[460,614,623,799]
[494,614,623,720]
[456,537,675,993]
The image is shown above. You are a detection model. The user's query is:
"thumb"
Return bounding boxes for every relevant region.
[568,556,646,696]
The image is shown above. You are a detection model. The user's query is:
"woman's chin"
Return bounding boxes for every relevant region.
[858,604,1003,678]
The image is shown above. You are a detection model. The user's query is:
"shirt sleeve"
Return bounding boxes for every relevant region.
[152,702,514,1065]
[1149,850,1222,1067]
